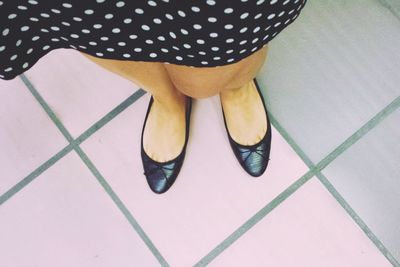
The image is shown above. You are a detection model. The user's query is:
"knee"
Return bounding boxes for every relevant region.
[164,65,235,99]
[173,82,222,99]
[166,70,226,99]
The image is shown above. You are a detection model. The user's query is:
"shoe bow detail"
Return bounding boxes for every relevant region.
[143,160,177,177]
[221,78,272,177]
[233,136,271,177]
[141,150,181,194]
[141,96,192,194]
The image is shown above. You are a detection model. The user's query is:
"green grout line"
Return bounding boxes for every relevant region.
[74,146,170,267]
[75,89,146,145]
[194,170,315,266]
[20,74,74,143]
[19,75,167,266]
[0,144,73,206]
[1,74,79,207]
[269,95,400,173]
[316,172,400,267]
[16,70,399,266]
[2,79,146,207]
[268,111,315,168]
[378,0,400,22]
[267,97,400,266]
[315,96,400,172]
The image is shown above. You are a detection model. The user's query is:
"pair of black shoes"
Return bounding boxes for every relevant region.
[141,78,272,194]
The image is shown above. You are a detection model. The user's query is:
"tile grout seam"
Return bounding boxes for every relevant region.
[378,0,400,22]
[195,91,400,266]
[0,144,73,205]
[1,84,146,205]
[194,170,316,266]
[74,145,170,267]
[14,75,318,266]
[8,73,399,266]
[265,97,400,267]
[20,75,74,141]
[12,75,169,267]
[317,172,400,267]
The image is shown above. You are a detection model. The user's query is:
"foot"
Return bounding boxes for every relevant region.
[219,79,268,145]
[143,92,187,162]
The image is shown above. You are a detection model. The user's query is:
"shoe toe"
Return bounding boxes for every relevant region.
[144,161,178,194]
[221,78,272,178]
[237,141,270,177]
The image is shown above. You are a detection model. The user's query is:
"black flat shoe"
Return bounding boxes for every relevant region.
[220,78,272,177]
[141,96,192,194]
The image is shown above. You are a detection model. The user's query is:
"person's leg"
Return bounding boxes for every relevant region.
[80,52,187,162]
[80,43,269,160]
[164,45,270,145]
[163,45,268,99]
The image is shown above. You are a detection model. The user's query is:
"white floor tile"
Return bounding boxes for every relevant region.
[0,78,67,196]
[323,108,400,261]
[209,178,391,267]
[258,0,400,162]
[24,48,139,138]
[0,151,160,267]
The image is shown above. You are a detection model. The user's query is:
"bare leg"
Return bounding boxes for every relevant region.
[164,45,270,145]
[80,43,269,160]
[80,52,187,162]
[163,45,268,99]
[219,79,268,145]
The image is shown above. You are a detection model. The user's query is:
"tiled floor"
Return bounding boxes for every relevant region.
[1,1,399,266]
[209,179,391,267]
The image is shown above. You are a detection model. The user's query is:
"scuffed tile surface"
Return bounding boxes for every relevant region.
[23,48,139,137]
[323,108,400,261]
[81,93,309,266]
[258,0,400,162]
[0,78,67,196]
[209,178,392,267]
[0,151,160,267]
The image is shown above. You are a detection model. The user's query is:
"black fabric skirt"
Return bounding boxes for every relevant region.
[0,0,307,80]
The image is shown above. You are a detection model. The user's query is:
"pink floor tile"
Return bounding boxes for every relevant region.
[81,93,309,266]
[0,151,160,267]
[23,48,139,137]
[209,178,391,267]
[0,78,67,196]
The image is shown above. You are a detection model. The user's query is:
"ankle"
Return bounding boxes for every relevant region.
[220,81,251,104]
[153,92,186,113]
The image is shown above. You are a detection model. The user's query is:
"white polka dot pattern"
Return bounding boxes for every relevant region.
[0,0,307,80]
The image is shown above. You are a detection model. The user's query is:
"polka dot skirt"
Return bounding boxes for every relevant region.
[0,0,307,80]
